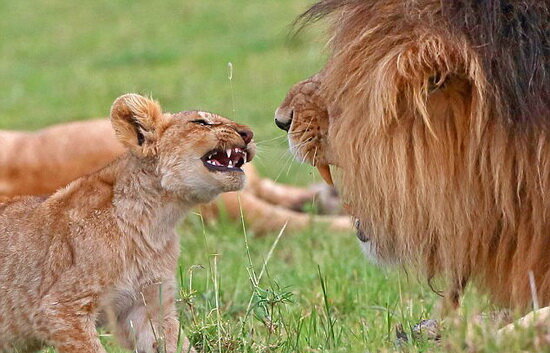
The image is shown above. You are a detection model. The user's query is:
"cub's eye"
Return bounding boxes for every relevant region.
[191,119,211,126]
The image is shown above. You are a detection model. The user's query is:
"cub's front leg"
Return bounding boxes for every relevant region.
[34,297,107,353]
[112,278,195,353]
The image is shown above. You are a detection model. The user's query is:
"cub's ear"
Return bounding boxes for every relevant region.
[110,93,164,156]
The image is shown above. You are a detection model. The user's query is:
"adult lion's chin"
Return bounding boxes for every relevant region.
[287,130,334,185]
[288,131,334,185]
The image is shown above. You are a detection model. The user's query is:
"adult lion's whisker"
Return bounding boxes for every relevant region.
[254,134,288,145]
[274,149,298,183]
[287,129,308,135]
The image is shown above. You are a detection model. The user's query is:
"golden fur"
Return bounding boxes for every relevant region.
[0,120,124,197]
[275,73,333,184]
[0,94,256,352]
[0,120,352,236]
[278,0,549,310]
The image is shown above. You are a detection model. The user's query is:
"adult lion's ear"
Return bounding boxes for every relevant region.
[110,93,164,156]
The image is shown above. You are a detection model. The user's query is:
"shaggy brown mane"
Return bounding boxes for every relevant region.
[299,0,549,129]
[295,0,549,309]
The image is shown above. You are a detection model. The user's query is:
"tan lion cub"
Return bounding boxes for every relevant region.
[0,94,255,353]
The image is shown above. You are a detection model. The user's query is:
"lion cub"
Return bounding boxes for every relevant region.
[0,94,255,353]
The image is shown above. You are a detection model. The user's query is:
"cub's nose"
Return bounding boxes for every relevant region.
[238,128,254,144]
[274,107,293,131]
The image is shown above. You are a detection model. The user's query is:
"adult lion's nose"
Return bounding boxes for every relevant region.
[238,128,253,144]
[274,108,293,131]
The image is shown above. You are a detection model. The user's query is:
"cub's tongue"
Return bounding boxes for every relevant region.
[215,152,229,165]
[316,164,333,185]
[204,148,247,170]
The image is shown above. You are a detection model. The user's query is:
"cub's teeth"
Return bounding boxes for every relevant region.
[228,160,234,167]
[226,149,232,158]
[243,152,247,164]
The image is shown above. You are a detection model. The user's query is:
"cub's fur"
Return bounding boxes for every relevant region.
[0,94,255,353]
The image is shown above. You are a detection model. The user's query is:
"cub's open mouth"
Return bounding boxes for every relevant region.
[202,147,247,172]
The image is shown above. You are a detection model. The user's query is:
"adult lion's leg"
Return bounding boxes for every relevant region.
[215,190,352,236]
[242,164,316,211]
[497,307,550,337]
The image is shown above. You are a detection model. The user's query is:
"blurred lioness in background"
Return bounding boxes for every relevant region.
[0,119,351,235]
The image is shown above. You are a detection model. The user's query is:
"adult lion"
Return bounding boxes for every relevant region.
[276,0,549,312]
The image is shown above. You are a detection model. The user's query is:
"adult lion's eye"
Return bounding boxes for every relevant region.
[191,119,210,126]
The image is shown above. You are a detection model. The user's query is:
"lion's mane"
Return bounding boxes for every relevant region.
[302,0,549,308]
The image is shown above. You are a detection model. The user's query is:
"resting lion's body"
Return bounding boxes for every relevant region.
[279,0,549,310]
[0,120,124,197]
[0,120,351,235]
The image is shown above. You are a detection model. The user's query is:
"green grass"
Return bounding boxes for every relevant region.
[0,1,545,352]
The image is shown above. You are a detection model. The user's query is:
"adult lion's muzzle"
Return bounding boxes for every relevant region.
[274,107,293,131]
[274,74,334,185]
